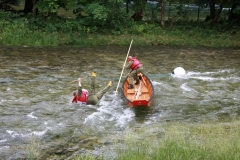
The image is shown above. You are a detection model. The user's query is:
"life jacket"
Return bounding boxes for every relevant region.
[72,89,89,104]
[128,57,142,70]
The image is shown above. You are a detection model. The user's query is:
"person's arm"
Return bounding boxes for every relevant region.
[125,60,133,69]
[125,60,133,75]
[78,78,83,97]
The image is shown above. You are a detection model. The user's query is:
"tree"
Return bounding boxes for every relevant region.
[228,1,240,23]
[22,0,77,17]
[205,0,240,24]
[24,0,39,16]
[131,0,147,21]
[204,0,221,23]
[161,0,165,27]
[0,0,18,12]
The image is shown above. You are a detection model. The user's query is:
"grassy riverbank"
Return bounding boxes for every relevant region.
[73,120,240,160]
[116,121,240,160]
[1,26,239,48]
[26,121,240,159]
[0,11,239,48]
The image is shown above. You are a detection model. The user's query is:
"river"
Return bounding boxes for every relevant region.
[0,45,239,159]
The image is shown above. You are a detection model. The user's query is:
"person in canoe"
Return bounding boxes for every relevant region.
[124,56,143,89]
[72,71,112,105]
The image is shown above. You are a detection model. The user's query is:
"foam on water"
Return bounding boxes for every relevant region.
[183,70,240,81]
[0,146,9,150]
[1,46,239,159]
[180,83,197,92]
[115,108,135,128]
[171,74,188,79]
[31,128,48,136]
[83,92,135,129]
[187,69,233,76]
[6,128,49,138]
[0,139,7,143]
[27,112,38,119]
[152,81,162,85]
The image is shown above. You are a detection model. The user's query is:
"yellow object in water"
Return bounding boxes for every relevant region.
[91,72,96,77]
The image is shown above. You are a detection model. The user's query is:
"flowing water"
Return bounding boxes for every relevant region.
[0,46,239,159]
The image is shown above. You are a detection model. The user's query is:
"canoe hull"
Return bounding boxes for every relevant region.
[122,73,154,107]
[126,99,153,107]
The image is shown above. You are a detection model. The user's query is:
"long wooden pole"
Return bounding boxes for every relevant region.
[115,39,133,93]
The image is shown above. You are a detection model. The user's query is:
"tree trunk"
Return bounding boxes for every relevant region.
[205,0,215,22]
[24,0,33,14]
[131,8,144,21]
[161,0,165,28]
[228,3,240,22]
[168,2,171,21]
[131,0,146,21]
[197,6,200,21]
[211,3,223,24]
[126,0,129,14]
[24,0,38,16]
[209,0,215,19]
[32,0,37,17]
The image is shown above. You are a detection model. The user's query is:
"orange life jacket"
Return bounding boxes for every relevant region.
[128,57,142,70]
[72,89,89,104]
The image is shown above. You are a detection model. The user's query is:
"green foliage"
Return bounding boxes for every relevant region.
[128,22,164,35]
[35,0,78,13]
[80,2,109,26]
[74,154,103,160]
[111,121,240,160]
[0,0,240,47]
[0,0,19,10]
[234,4,240,14]
[36,0,60,13]
[74,1,133,33]
[26,137,40,160]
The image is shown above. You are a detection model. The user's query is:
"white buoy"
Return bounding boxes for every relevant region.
[173,67,186,77]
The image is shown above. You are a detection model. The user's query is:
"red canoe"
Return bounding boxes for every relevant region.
[122,73,154,107]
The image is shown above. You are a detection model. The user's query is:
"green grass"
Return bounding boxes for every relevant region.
[23,121,240,159]
[1,20,239,47]
[70,121,240,160]
[25,137,40,160]
[119,122,240,160]
[0,7,239,47]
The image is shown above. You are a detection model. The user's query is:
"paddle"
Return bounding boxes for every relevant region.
[68,76,88,84]
[134,81,142,100]
[115,39,133,93]
[138,73,147,87]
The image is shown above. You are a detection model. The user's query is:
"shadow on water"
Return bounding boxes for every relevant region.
[132,107,153,123]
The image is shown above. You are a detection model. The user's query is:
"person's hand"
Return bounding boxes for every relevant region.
[78,78,82,87]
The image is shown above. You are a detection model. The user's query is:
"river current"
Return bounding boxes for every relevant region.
[0,46,239,159]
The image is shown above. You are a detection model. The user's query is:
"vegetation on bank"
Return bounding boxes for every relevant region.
[0,0,240,47]
[76,121,240,160]
[112,121,240,160]
[1,13,239,47]
[25,121,240,160]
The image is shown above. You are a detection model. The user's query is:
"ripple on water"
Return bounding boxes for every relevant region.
[0,46,239,159]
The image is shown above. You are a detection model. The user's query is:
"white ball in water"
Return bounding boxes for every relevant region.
[173,67,186,77]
